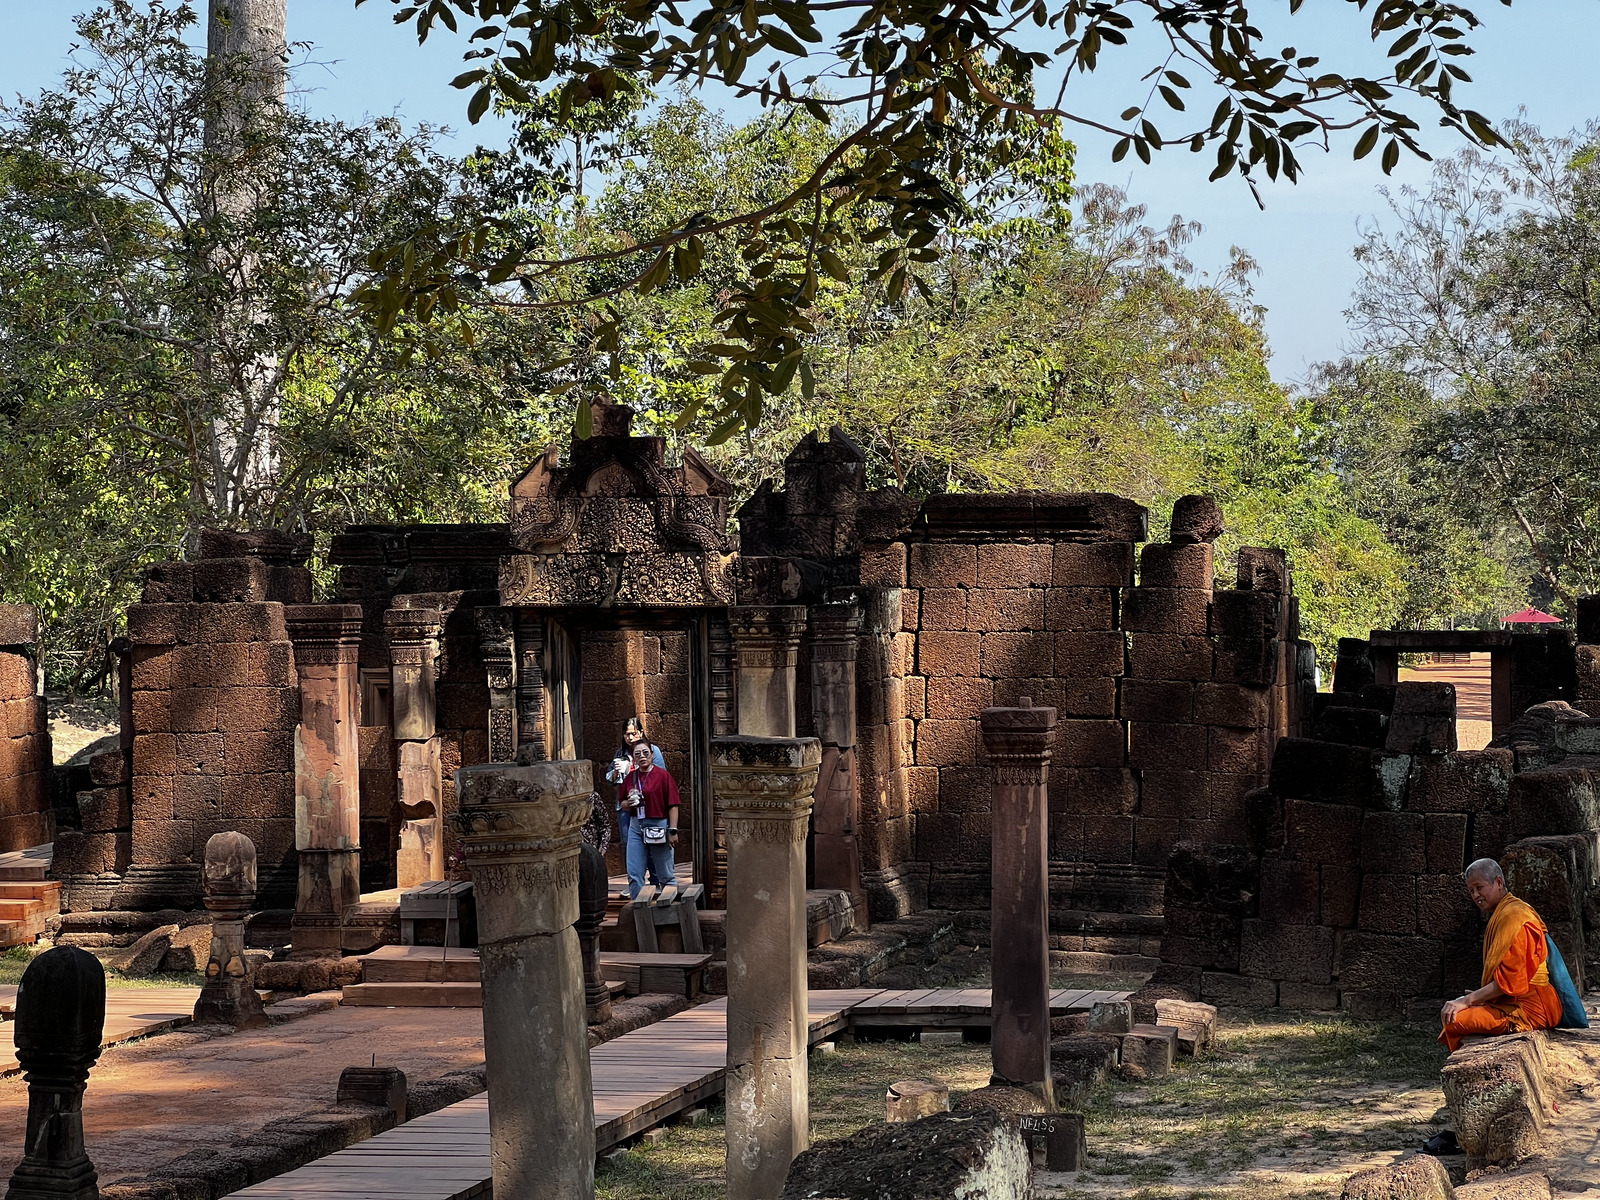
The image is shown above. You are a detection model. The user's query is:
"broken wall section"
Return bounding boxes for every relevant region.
[858,495,1313,958]
[0,605,51,852]
[89,531,309,912]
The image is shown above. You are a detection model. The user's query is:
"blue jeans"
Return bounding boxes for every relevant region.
[626,816,674,899]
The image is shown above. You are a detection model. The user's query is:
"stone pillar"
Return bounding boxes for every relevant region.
[716,735,820,1200]
[981,699,1056,1108]
[576,843,612,1025]
[808,602,864,910]
[728,606,807,737]
[5,947,105,1200]
[385,608,445,885]
[285,604,364,958]
[476,607,518,763]
[194,832,269,1029]
[455,758,595,1199]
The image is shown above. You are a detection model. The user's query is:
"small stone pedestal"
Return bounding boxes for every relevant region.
[5,947,105,1200]
[455,759,595,1199]
[285,604,364,958]
[194,832,268,1030]
[981,699,1056,1108]
[715,735,820,1200]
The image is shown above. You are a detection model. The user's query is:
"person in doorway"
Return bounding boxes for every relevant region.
[1439,858,1566,1051]
[619,736,680,899]
[607,716,664,853]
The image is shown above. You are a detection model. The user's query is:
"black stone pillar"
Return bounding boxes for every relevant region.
[6,946,106,1200]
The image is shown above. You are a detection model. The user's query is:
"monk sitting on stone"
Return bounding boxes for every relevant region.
[1439,858,1563,1052]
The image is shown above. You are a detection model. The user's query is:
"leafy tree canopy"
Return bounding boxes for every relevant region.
[354,0,1512,444]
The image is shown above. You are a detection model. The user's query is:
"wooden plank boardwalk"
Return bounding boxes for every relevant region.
[233,985,1129,1200]
[0,985,201,1075]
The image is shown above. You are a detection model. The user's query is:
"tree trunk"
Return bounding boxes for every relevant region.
[201,0,288,533]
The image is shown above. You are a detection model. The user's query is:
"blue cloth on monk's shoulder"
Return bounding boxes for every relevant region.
[1545,933,1589,1029]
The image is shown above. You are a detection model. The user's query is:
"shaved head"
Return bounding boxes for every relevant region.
[1465,858,1504,884]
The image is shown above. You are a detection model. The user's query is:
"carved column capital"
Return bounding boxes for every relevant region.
[807,601,862,659]
[383,607,442,657]
[727,605,808,667]
[454,760,594,940]
[712,735,820,844]
[980,700,1058,787]
[283,604,364,666]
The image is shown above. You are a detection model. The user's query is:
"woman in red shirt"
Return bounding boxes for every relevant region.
[620,738,681,898]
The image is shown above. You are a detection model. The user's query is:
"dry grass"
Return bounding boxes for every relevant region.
[0,944,203,989]
[597,1012,1450,1200]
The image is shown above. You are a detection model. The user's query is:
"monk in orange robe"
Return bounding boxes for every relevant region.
[1439,858,1564,1052]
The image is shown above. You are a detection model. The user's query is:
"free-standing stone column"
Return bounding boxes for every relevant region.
[576,843,612,1025]
[716,735,820,1200]
[195,832,269,1029]
[981,699,1056,1107]
[285,604,364,957]
[808,602,864,908]
[5,946,105,1200]
[455,758,594,1199]
[385,608,445,885]
[728,606,807,737]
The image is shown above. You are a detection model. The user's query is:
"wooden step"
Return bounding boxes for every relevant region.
[357,945,481,984]
[0,900,48,923]
[597,952,711,998]
[341,978,627,1008]
[342,982,483,1007]
[0,882,60,903]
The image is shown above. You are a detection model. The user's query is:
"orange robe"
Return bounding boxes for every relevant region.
[1439,893,1563,1052]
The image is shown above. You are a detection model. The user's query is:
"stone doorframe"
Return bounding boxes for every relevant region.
[476,604,736,887]
[1367,629,1513,736]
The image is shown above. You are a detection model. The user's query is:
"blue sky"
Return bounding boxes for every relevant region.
[2,0,1597,386]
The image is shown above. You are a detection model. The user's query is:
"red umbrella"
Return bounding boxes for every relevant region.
[1503,607,1562,625]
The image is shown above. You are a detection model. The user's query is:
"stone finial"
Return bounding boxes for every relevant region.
[1169,495,1224,545]
[6,946,107,1200]
[195,832,268,1029]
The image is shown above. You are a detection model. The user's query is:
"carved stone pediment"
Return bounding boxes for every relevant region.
[501,404,736,607]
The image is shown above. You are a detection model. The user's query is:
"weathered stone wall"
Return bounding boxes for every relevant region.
[109,533,310,909]
[0,605,51,853]
[853,497,1312,955]
[1159,679,1600,1016]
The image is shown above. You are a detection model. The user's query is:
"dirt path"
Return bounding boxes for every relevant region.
[0,1001,485,1185]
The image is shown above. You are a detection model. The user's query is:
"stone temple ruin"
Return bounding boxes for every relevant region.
[2,402,1599,1026]
[6,403,1600,1194]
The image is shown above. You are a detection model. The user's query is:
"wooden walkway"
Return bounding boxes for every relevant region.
[232,985,1128,1199]
[0,985,201,1075]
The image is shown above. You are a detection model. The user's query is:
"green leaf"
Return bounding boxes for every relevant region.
[467,84,493,124]
[574,393,594,440]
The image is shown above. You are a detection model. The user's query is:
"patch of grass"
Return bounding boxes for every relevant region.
[596,1038,996,1200]
[0,944,202,989]
[599,1009,1449,1200]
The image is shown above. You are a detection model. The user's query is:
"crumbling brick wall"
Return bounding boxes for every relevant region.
[857,496,1312,955]
[108,532,310,909]
[0,605,51,853]
[1157,679,1589,1016]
